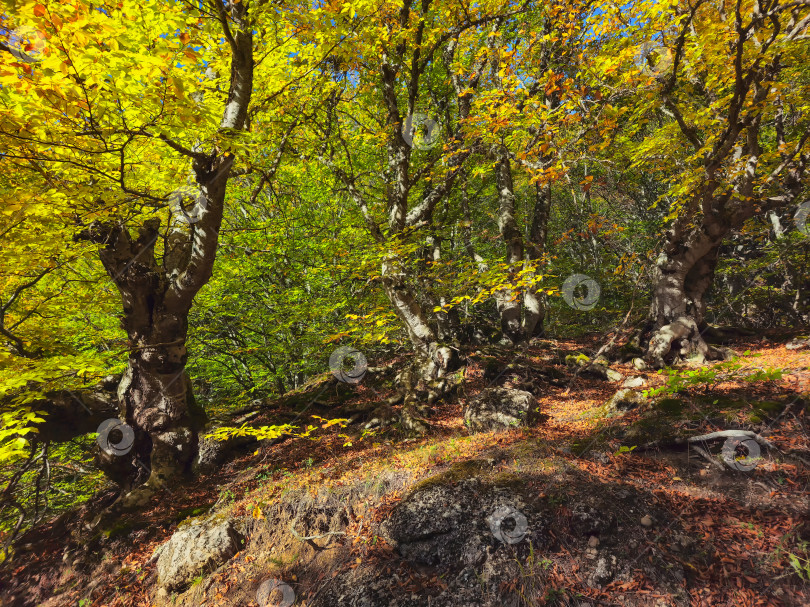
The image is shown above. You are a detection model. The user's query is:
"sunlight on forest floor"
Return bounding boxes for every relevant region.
[9,338,808,607]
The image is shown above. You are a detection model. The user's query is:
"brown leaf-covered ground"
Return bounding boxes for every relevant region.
[2,335,809,607]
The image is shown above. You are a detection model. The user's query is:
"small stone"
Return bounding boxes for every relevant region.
[588,535,600,548]
[632,358,648,371]
[622,376,645,388]
[606,369,624,382]
[785,338,809,351]
[640,515,653,527]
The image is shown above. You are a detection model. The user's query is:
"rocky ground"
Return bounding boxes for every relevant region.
[1,335,809,607]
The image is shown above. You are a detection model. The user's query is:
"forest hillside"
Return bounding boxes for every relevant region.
[0,0,809,605]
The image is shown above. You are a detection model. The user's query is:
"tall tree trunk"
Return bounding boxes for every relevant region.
[425,233,461,342]
[494,148,525,343]
[638,6,810,367]
[522,180,551,338]
[76,2,254,503]
[320,11,491,433]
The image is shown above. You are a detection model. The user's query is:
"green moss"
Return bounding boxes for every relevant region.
[755,400,783,413]
[408,459,489,494]
[174,504,214,524]
[565,353,590,368]
[177,508,231,531]
[102,518,148,539]
[487,472,526,490]
[655,398,685,416]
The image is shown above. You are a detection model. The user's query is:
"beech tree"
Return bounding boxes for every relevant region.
[306,0,523,432]
[0,0,321,501]
[595,0,810,367]
[477,1,597,343]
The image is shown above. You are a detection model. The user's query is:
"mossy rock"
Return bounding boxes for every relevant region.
[408,459,489,494]
[174,504,214,524]
[487,472,526,490]
[565,353,590,368]
[102,518,149,539]
[655,398,686,416]
[176,508,233,531]
[622,415,681,446]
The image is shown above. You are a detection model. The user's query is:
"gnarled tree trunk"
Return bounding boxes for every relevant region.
[640,2,809,368]
[75,2,254,504]
[491,148,552,345]
[646,219,724,368]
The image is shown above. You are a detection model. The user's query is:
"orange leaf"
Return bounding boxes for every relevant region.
[33,4,47,17]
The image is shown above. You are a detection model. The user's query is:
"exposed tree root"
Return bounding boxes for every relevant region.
[393,346,465,436]
[687,429,777,450]
[645,316,728,369]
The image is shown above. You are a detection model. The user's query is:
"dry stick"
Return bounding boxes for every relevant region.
[0,444,46,555]
[1,501,27,560]
[289,520,347,543]
[689,444,727,471]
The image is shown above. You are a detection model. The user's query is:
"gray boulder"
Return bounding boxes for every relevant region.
[312,472,543,607]
[786,337,809,350]
[193,434,257,476]
[154,516,242,590]
[605,389,647,413]
[463,388,539,433]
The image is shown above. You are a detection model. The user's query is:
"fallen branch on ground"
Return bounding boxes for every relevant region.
[687,430,777,450]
